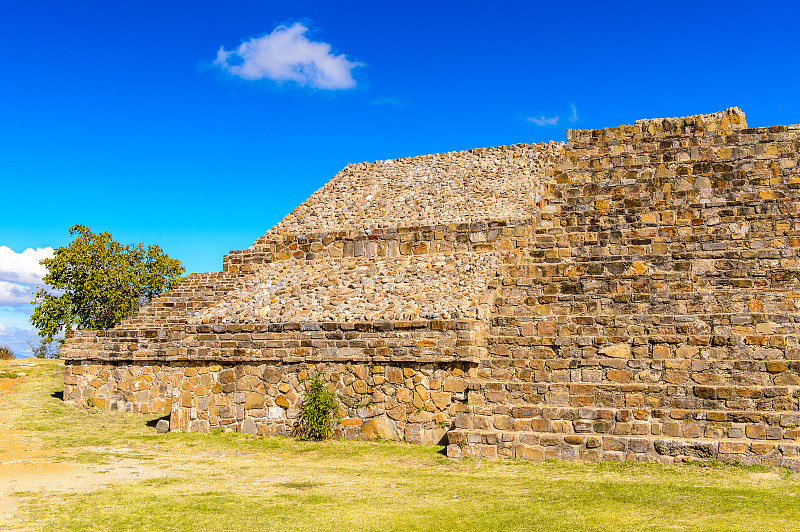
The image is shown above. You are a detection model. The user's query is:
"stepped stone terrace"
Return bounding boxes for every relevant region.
[61,108,800,469]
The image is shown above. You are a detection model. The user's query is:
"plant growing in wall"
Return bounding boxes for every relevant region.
[295,374,337,441]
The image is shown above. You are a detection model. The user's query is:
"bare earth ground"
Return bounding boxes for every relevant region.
[1,358,799,532]
[0,362,169,527]
[0,366,166,526]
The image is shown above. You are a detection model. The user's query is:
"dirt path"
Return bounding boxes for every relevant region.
[0,369,165,529]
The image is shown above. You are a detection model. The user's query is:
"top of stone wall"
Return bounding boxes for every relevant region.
[257,142,563,242]
[257,109,752,244]
[565,107,747,144]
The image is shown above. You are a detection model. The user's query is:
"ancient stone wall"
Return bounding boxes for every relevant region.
[64,361,176,413]
[263,143,561,236]
[64,318,485,441]
[223,220,532,272]
[169,360,472,445]
[120,271,251,328]
[444,110,800,468]
[62,108,800,469]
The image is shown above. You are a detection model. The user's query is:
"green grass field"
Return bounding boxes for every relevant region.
[1,358,798,532]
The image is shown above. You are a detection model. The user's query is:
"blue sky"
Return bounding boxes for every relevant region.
[1,0,798,356]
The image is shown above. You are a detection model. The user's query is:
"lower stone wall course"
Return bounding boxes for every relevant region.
[169,360,472,445]
[64,361,177,414]
[66,358,474,446]
[446,431,800,470]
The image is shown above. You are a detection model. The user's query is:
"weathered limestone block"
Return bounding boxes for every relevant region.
[361,417,400,441]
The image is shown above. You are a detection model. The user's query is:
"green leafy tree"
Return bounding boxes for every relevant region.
[31,225,185,341]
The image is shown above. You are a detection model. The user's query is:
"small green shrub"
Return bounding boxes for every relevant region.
[295,374,337,441]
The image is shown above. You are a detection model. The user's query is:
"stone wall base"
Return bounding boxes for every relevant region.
[65,359,473,446]
[64,361,175,413]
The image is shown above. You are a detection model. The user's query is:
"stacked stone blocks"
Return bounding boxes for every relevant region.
[62,108,800,469]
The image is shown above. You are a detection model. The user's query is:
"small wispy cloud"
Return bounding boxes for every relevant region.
[215,22,362,90]
[569,104,579,123]
[371,96,404,107]
[527,115,560,126]
[527,104,580,127]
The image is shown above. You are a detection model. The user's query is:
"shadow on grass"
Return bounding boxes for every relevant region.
[51,390,63,400]
[146,414,170,428]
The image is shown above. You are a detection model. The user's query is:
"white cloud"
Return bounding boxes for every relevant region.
[569,104,579,123]
[0,280,35,308]
[371,96,404,107]
[215,22,361,90]
[528,115,560,126]
[0,324,39,358]
[0,246,53,285]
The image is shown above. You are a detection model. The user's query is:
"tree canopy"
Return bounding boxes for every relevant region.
[31,225,185,341]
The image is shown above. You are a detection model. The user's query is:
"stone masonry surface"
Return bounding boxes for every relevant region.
[263,142,563,236]
[62,108,800,469]
[197,252,501,323]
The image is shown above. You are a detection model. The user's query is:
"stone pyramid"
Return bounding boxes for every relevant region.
[62,108,800,469]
